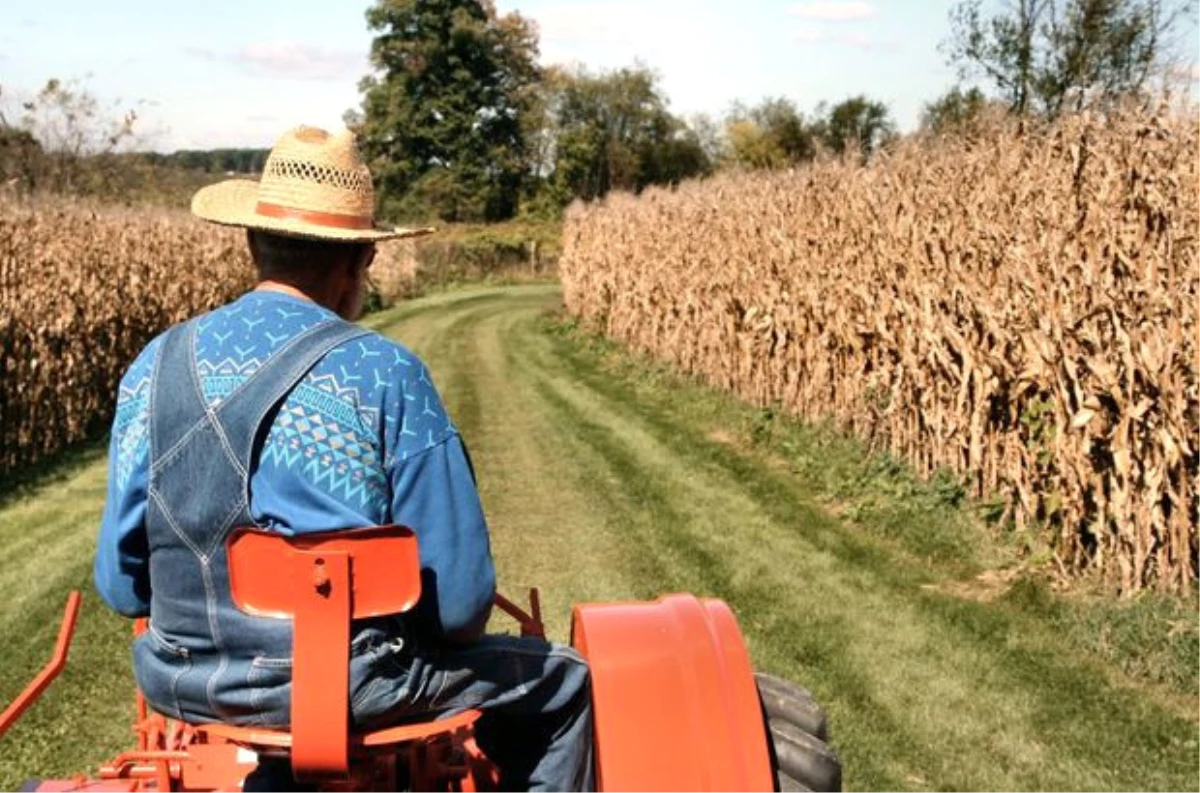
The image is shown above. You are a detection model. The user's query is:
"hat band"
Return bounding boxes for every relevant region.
[255,201,374,231]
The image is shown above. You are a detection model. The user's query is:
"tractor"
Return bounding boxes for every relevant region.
[1,524,841,791]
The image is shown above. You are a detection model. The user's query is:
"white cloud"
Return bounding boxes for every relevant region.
[795,26,897,51]
[232,43,366,82]
[530,3,721,89]
[185,46,219,62]
[180,41,365,81]
[525,2,751,119]
[790,2,876,22]
[534,3,643,47]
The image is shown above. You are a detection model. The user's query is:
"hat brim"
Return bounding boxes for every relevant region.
[191,180,433,242]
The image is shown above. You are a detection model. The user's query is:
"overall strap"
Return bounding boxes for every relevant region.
[213,318,371,475]
[149,320,210,463]
[149,315,371,476]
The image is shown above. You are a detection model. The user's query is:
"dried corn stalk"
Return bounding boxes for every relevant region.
[0,196,253,474]
[561,106,1199,594]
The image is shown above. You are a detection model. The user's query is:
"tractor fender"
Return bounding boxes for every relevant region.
[571,594,773,792]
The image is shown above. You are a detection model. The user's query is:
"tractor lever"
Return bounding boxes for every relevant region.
[0,591,82,740]
[494,588,545,638]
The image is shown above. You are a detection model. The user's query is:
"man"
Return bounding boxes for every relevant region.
[93,125,592,791]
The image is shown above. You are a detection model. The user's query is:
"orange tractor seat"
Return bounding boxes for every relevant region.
[183,524,493,790]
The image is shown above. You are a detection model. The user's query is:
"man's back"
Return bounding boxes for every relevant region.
[94,290,495,725]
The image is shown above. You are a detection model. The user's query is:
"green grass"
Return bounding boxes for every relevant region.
[1,284,1195,790]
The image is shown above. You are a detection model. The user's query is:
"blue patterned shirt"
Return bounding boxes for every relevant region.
[94,291,495,638]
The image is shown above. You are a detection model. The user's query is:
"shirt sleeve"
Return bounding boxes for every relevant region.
[93,345,158,618]
[94,435,152,617]
[391,435,496,639]
[386,359,495,640]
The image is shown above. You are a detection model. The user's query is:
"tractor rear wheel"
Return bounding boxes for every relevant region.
[756,673,841,792]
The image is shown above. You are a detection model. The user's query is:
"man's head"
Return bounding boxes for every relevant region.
[189,124,431,316]
[247,230,376,320]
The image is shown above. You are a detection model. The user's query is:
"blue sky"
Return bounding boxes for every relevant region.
[1,1,1196,151]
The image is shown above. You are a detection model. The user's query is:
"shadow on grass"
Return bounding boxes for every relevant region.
[0,438,109,512]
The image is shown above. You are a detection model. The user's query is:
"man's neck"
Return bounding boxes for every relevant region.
[254,280,320,304]
[254,278,356,320]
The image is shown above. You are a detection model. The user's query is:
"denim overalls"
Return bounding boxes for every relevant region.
[134,315,371,726]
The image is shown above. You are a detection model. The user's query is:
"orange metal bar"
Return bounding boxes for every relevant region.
[494,588,546,638]
[0,591,81,740]
[97,750,190,777]
[132,619,151,753]
[292,548,351,779]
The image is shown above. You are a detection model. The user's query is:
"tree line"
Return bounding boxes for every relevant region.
[352,0,1193,224]
[1,0,1193,214]
[351,0,906,223]
[143,149,269,174]
[0,80,264,202]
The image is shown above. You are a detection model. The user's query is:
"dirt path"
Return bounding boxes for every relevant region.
[1,284,1195,790]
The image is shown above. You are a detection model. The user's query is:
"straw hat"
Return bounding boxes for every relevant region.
[191,125,431,242]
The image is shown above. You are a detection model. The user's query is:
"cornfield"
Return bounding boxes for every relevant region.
[561,106,1199,593]
[0,198,253,474]
[0,195,419,475]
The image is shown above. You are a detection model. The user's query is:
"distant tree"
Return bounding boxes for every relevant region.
[945,0,1196,117]
[814,96,896,159]
[0,78,140,195]
[751,98,817,163]
[920,86,990,133]
[725,118,786,169]
[143,149,269,174]
[0,86,41,190]
[355,0,541,223]
[539,64,710,206]
[685,113,726,164]
[638,124,711,188]
[0,126,43,191]
[722,97,818,170]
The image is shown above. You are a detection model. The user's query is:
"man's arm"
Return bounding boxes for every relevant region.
[93,347,156,618]
[94,426,152,617]
[390,434,495,643]
[386,355,496,644]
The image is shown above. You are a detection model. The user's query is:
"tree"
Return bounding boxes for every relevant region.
[725,119,786,169]
[538,64,710,207]
[814,96,896,159]
[355,0,541,223]
[0,78,138,195]
[685,113,726,165]
[723,98,817,170]
[0,126,42,191]
[920,86,990,133]
[0,87,42,190]
[945,0,1196,117]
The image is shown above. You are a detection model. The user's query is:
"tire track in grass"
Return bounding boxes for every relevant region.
[381,285,642,637]
[520,355,955,790]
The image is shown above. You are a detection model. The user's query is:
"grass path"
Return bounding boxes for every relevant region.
[1,284,1195,790]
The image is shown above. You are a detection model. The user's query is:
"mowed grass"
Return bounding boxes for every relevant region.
[1,284,1196,790]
